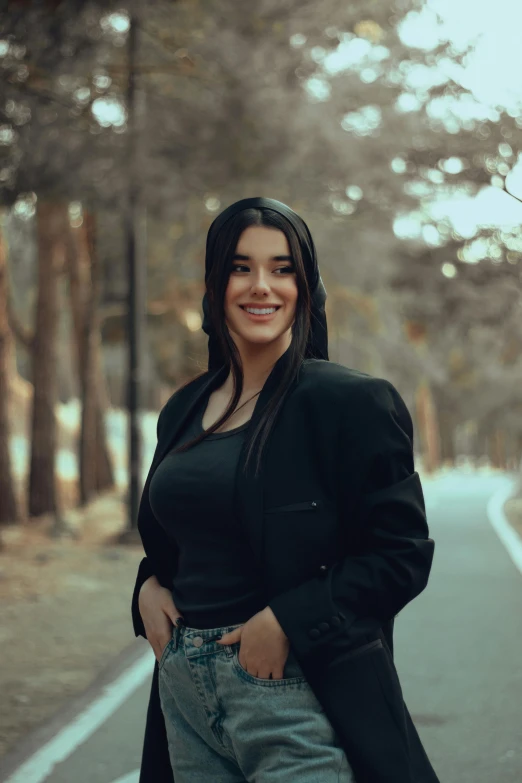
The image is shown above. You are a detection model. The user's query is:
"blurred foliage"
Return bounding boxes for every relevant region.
[0,0,521,456]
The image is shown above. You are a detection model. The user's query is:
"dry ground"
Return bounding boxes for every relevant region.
[0,491,145,759]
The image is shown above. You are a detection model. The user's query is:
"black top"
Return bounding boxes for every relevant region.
[148,391,266,629]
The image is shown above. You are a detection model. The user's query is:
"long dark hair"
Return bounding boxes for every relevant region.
[171,207,315,477]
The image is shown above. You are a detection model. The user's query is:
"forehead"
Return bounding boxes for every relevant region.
[235,225,290,253]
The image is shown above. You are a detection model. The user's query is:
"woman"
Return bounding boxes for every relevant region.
[131,197,440,783]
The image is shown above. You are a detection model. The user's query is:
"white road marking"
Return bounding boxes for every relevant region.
[3,648,155,783]
[487,477,522,576]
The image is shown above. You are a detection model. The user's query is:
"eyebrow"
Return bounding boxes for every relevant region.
[232,253,294,261]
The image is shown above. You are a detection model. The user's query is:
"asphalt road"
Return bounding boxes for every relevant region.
[396,470,522,783]
[3,469,521,783]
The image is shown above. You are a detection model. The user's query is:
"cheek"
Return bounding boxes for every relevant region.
[224,280,240,309]
[226,274,247,296]
[286,286,299,313]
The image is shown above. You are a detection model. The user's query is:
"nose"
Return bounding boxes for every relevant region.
[249,270,272,293]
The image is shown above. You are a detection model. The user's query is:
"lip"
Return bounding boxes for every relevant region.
[239,305,281,322]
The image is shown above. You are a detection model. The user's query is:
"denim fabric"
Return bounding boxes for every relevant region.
[158,620,356,782]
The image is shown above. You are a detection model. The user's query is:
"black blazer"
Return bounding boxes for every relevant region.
[131,352,440,783]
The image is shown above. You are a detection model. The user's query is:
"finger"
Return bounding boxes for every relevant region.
[165,609,177,624]
[216,627,242,645]
[219,629,240,644]
[164,609,182,626]
[216,633,231,645]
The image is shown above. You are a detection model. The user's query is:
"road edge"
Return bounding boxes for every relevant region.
[0,638,152,783]
[487,475,522,577]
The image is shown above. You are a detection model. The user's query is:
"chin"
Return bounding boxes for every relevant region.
[228,323,285,345]
[240,332,281,346]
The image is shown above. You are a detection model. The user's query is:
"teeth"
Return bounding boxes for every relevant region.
[244,307,277,315]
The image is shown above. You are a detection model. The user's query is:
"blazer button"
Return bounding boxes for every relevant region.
[311,501,317,508]
[318,565,328,576]
[308,628,320,639]
[330,616,341,627]
[318,622,330,633]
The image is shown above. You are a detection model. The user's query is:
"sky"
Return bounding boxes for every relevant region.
[396,0,522,242]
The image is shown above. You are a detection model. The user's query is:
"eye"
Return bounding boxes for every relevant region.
[231,265,295,274]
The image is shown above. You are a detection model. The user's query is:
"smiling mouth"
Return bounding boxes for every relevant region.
[239,306,282,311]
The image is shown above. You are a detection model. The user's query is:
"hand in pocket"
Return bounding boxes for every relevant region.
[138,577,183,663]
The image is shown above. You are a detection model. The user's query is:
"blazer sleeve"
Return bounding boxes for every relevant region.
[267,376,434,661]
[131,404,180,639]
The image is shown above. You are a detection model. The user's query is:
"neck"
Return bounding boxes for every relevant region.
[222,334,291,395]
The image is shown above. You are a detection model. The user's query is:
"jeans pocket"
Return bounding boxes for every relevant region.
[232,644,307,686]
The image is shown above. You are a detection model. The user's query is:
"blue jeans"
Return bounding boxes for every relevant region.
[158,620,356,782]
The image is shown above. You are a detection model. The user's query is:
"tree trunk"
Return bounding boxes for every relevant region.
[87,213,114,494]
[438,406,457,465]
[67,209,114,505]
[415,379,440,473]
[93,363,115,492]
[0,217,21,526]
[515,433,522,472]
[28,201,64,519]
[491,428,507,470]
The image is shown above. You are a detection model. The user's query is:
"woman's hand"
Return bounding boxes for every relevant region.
[139,576,182,664]
[216,607,290,679]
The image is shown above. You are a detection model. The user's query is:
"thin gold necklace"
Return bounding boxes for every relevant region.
[230,389,261,417]
[210,389,261,434]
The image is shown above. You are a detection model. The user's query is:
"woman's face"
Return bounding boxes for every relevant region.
[224,225,299,350]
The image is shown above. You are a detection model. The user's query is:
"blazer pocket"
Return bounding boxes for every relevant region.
[265,499,323,513]
[343,637,383,662]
